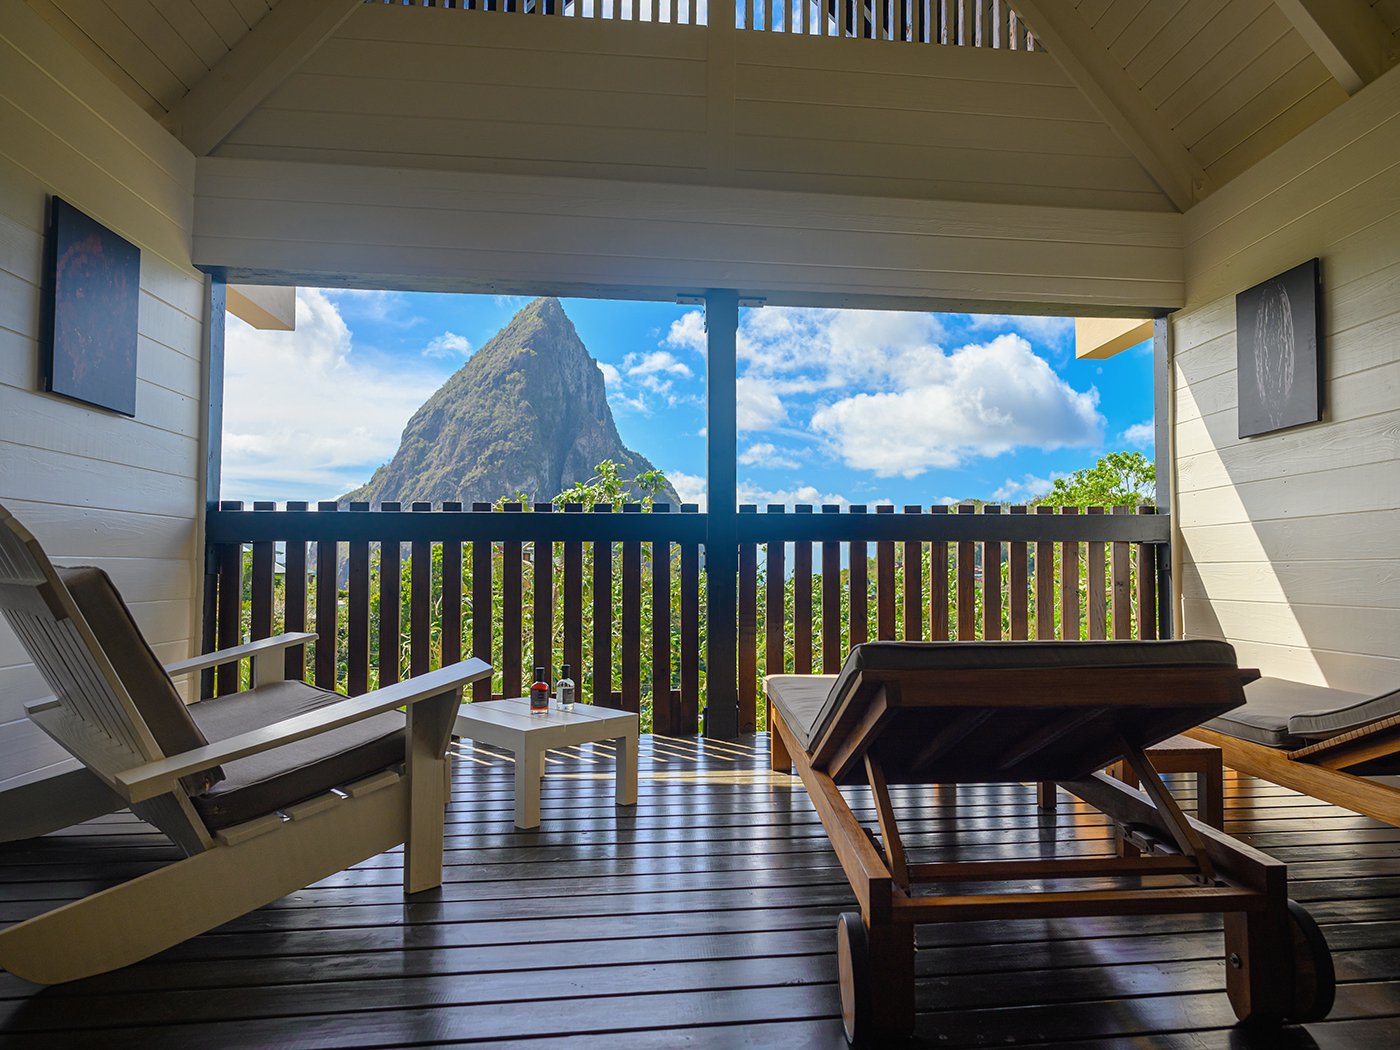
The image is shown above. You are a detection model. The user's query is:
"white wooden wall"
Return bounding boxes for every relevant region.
[1173,63,1400,694]
[0,4,206,789]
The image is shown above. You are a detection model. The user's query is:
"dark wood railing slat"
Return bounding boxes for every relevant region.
[410,502,433,677]
[470,502,492,702]
[1035,505,1055,640]
[1060,506,1081,641]
[1087,506,1107,640]
[1009,505,1029,641]
[441,502,463,667]
[876,505,896,640]
[982,505,1002,641]
[314,502,338,691]
[347,502,371,696]
[793,508,813,673]
[532,504,554,680]
[765,519,786,678]
[1138,505,1159,641]
[215,538,242,695]
[902,506,923,641]
[379,502,402,687]
[738,531,758,734]
[250,501,275,643]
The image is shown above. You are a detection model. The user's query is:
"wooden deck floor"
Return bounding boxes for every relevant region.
[2,735,1400,1048]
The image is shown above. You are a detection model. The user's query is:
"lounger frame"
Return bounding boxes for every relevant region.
[1188,718,1400,827]
[769,666,1331,1044]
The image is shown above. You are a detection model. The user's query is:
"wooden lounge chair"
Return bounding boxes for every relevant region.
[0,503,491,984]
[1188,676,1400,828]
[766,640,1335,1047]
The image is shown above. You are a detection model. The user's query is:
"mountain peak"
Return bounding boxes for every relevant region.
[342,299,680,507]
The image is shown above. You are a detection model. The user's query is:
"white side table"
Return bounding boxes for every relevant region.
[453,698,639,829]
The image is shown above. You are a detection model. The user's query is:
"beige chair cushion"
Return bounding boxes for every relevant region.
[188,681,406,830]
[57,566,221,794]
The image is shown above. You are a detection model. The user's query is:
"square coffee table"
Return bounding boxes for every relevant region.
[453,698,639,829]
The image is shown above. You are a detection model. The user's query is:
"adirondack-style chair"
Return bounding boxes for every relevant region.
[0,503,491,984]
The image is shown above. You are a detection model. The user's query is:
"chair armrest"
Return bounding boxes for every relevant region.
[163,633,318,678]
[116,658,491,803]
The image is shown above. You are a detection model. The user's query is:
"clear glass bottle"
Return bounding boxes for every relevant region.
[557,663,576,712]
[530,666,549,715]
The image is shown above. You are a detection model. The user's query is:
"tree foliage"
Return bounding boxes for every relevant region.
[1032,451,1155,509]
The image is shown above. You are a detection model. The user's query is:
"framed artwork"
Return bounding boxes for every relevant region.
[42,197,141,416]
[1236,257,1323,439]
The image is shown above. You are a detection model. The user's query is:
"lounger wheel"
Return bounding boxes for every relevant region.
[836,912,873,1047]
[1283,900,1335,1023]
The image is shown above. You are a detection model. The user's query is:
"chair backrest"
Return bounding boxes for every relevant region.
[0,504,217,851]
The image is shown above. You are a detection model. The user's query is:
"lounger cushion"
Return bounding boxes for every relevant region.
[769,639,1238,754]
[188,681,405,831]
[56,566,222,794]
[1204,677,1395,749]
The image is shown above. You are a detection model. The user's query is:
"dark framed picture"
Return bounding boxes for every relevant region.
[1236,258,1323,439]
[42,197,141,416]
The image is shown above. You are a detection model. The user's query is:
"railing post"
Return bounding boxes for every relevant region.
[1153,315,1175,638]
[705,289,740,739]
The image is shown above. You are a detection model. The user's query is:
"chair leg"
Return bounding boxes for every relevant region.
[769,704,793,773]
[1224,904,1293,1022]
[405,692,457,894]
[867,918,916,1039]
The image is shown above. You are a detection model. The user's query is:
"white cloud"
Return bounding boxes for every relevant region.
[221,289,442,501]
[422,331,471,359]
[625,350,692,379]
[663,310,707,355]
[738,442,801,470]
[323,288,424,328]
[598,361,622,387]
[736,377,787,431]
[992,474,1061,503]
[809,334,1103,477]
[1120,420,1154,447]
[667,470,708,510]
[965,314,1074,344]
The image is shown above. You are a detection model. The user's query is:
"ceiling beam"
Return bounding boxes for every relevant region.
[1273,0,1399,95]
[1012,0,1209,212]
[163,0,362,156]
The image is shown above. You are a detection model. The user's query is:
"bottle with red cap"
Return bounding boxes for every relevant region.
[529,666,549,715]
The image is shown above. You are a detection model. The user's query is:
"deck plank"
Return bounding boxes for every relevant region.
[1,736,1398,1046]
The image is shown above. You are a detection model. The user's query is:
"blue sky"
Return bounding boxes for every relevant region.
[220,290,1154,507]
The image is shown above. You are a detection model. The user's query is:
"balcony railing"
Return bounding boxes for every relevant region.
[205,501,1167,735]
[372,0,1043,48]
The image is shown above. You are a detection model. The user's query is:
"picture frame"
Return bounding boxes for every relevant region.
[42,197,141,417]
[1236,258,1323,439]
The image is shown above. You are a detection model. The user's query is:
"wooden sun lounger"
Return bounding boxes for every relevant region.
[766,641,1335,1047]
[1187,677,1400,827]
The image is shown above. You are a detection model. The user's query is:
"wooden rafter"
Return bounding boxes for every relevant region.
[163,0,363,157]
[1273,0,1400,96]
[1011,0,1209,212]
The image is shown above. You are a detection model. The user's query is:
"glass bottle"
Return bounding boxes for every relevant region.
[557,664,576,712]
[530,666,549,714]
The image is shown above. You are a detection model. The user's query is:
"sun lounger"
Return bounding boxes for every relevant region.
[1188,676,1400,827]
[0,503,491,984]
[766,640,1335,1047]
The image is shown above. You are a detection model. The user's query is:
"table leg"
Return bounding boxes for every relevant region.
[615,730,639,807]
[514,745,543,829]
[1199,759,1225,830]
